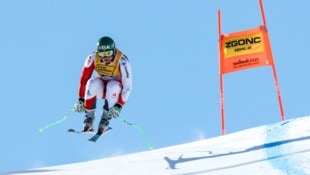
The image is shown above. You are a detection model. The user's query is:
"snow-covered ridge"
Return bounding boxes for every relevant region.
[4,116,310,175]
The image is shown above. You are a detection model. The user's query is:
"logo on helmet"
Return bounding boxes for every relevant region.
[98,45,112,50]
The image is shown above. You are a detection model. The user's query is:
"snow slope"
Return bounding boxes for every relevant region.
[3,116,310,175]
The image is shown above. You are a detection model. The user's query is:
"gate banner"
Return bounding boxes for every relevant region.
[219,25,274,74]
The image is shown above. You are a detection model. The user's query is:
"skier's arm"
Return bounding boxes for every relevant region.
[118,55,132,106]
[78,55,95,99]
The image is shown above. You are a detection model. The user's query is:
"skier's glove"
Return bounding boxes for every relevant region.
[108,103,122,118]
[74,98,85,113]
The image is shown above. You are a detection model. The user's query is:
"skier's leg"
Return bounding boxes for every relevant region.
[98,80,121,133]
[83,77,104,131]
[83,110,95,132]
[98,100,110,133]
[105,80,122,108]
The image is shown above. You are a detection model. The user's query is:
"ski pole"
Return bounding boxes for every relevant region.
[39,108,75,133]
[118,116,154,150]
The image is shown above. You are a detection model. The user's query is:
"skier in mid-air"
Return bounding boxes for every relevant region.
[74,36,132,134]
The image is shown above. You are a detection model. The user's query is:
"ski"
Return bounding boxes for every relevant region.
[67,128,95,134]
[88,127,112,143]
[68,127,112,142]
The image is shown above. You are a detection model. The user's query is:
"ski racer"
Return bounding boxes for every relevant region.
[73,36,132,134]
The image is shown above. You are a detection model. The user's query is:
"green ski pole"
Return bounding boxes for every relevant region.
[118,116,154,150]
[39,108,75,132]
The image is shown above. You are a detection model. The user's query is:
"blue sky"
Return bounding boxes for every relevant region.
[1,0,309,173]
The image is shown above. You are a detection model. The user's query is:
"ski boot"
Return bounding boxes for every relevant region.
[97,109,111,135]
[83,110,95,132]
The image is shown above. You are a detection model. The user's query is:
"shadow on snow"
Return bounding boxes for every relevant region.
[164,135,310,170]
[0,169,59,175]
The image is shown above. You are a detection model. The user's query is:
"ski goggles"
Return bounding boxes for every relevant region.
[98,50,114,57]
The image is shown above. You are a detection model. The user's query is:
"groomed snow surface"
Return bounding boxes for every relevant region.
[3,116,310,175]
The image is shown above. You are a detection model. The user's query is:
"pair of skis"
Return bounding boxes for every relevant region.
[39,108,154,149]
[68,127,112,142]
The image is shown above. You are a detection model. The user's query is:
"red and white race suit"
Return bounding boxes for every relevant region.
[78,48,132,110]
